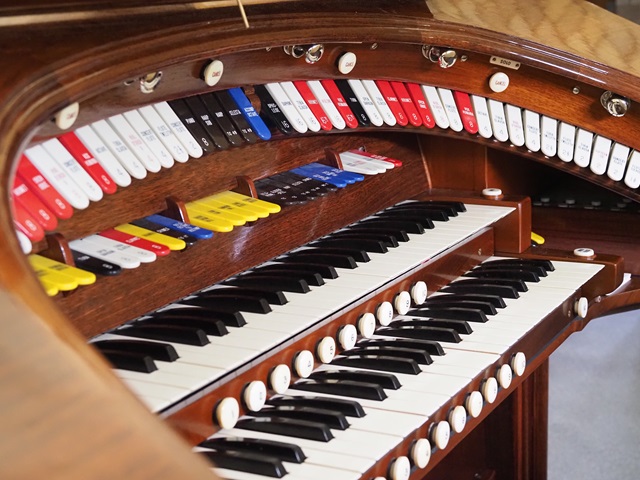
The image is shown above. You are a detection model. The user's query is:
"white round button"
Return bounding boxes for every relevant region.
[316,336,336,364]
[497,364,513,389]
[574,247,595,258]
[394,291,412,315]
[293,350,315,378]
[466,391,484,418]
[55,102,80,130]
[269,364,291,394]
[215,397,239,429]
[489,72,509,93]
[482,187,503,198]
[357,313,376,338]
[449,405,467,433]
[203,59,224,86]
[481,377,499,404]
[338,52,357,74]
[337,324,358,350]
[243,381,267,412]
[575,297,589,318]
[388,456,411,480]
[376,301,394,326]
[410,438,432,469]
[511,351,527,377]
[431,421,450,449]
[410,281,428,305]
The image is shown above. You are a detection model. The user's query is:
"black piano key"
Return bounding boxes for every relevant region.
[334,79,370,126]
[199,286,287,306]
[179,294,272,314]
[465,268,540,283]
[267,395,366,418]
[415,200,466,213]
[472,263,548,277]
[374,211,435,229]
[341,346,433,365]
[91,339,179,362]
[376,325,462,343]
[309,369,402,390]
[249,268,325,287]
[160,306,247,328]
[330,355,421,375]
[254,84,293,135]
[183,96,230,149]
[357,218,425,234]
[329,231,400,248]
[262,262,339,279]
[199,437,306,464]
[311,237,389,254]
[114,324,210,346]
[381,207,449,222]
[422,297,498,315]
[407,306,489,323]
[281,252,358,269]
[448,277,528,293]
[198,449,287,478]
[427,293,506,309]
[98,349,157,373]
[225,275,310,294]
[301,246,370,263]
[139,316,229,337]
[130,218,198,246]
[290,378,387,401]
[482,258,554,272]
[167,98,216,152]
[344,225,410,242]
[358,338,446,356]
[215,90,260,143]
[390,317,473,335]
[249,406,350,430]
[71,250,122,276]
[199,93,245,146]
[235,416,334,442]
[389,202,459,217]
[439,283,520,299]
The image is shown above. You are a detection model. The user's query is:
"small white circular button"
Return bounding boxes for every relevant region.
[489,72,509,93]
[337,324,358,350]
[482,187,503,198]
[269,364,291,394]
[466,391,484,418]
[316,336,336,364]
[482,377,499,404]
[394,291,412,315]
[449,405,467,433]
[357,313,376,338]
[511,351,527,377]
[410,281,428,305]
[243,381,267,412]
[410,438,432,469]
[574,247,595,258]
[388,456,411,480]
[215,397,239,429]
[55,102,80,130]
[575,297,589,318]
[376,301,394,326]
[338,52,357,74]
[497,364,513,389]
[203,59,224,86]
[431,421,450,449]
[293,350,315,378]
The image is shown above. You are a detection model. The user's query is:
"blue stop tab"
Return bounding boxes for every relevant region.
[145,214,214,239]
[228,87,272,141]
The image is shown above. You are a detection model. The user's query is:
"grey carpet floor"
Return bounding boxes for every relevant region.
[548,310,640,479]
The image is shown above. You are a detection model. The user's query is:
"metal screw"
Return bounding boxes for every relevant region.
[371,43,378,50]
[572,87,580,94]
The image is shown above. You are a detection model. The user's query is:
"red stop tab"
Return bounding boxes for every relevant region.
[453,91,479,134]
[17,155,73,220]
[389,82,422,127]
[12,177,58,231]
[59,131,117,194]
[375,80,408,126]
[98,228,171,256]
[12,200,44,241]
[406,83,436,128]
[293,81,332,131]
[320,80,358,129]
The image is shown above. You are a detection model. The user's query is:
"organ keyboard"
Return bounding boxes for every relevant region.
[2,1,640,479]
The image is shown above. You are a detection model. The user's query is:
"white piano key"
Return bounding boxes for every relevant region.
[557,122,576,162]
[504,104,525,147]
[108,114,163,173]
[280,81,322,132]
[471,95,493,139]
[421,86,450,129]
[573,128,594,168]
[24,145,91,210]
[540,115,558,157]
[138,105,191,162]
[84,234,156,263]
[361,79,397,126]
[607,143,631,181]
[347,79,384,127]
[120,377,188,405]
[265,83,308,133]
[523,109,541,152]
[307,80,346,130]
[437,88,463,132]
[589,135,612,175]
[91,120,149,179]
[123,109,175,168]
[152,101,204,158]
[74,125,133,187]
[487,99,509,142]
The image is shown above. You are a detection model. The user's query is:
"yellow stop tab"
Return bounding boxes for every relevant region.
[30,254,96,285]
[187,201,246,226]
[184,206,235,232]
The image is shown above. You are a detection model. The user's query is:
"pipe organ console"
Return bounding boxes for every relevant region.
[3,0,640,479]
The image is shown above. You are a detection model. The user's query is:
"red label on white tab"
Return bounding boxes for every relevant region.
[389,81,421,127]
[348,149,402,167]
[59,132,118,194]
[12,201,44,241]
[293,81,332,131]
[16,155,73,220]
[12,177,58,231]
[374,80,408,126]
[453,91,478,134]
[98,228,171,256]
[320,80,358,129]
[406,83,435,128]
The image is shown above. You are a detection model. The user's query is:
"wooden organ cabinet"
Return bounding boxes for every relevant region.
[2,0,640,479]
